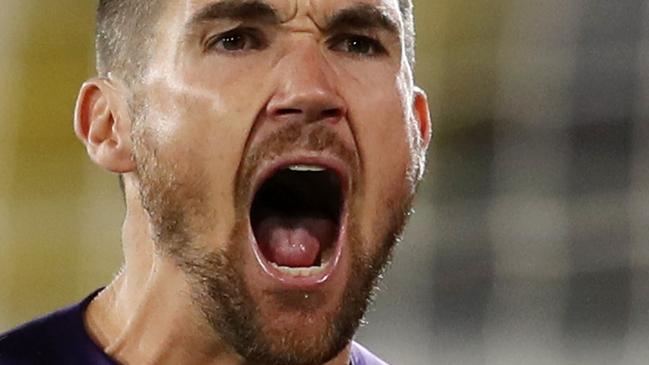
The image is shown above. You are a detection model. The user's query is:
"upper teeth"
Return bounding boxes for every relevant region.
[288,164,326,172]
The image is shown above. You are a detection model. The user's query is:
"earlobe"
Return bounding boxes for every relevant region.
[412,86,432,151]
[74,78,135,173]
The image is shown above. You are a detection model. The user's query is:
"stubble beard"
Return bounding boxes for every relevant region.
[132,118,416,365]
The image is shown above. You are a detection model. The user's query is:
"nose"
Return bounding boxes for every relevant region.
[266,45,347,124]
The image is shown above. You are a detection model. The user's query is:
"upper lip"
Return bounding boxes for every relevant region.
[248,151,351,209]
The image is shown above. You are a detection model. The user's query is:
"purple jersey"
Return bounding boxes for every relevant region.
[0,290,387,365]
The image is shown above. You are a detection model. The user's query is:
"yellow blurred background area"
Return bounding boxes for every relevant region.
[0,1,120,319]
[2,1,649,364]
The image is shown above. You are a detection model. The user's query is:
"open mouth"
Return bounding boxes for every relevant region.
[250,163,344,279]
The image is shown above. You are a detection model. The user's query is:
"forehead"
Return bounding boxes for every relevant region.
[167,0,402,27]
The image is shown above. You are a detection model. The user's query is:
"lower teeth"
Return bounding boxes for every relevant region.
[271,262,328,277]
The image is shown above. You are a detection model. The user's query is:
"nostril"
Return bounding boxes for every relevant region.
[277,108,302,116]
[273,107,344,122]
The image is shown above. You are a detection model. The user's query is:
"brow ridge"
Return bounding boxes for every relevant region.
[187,0,280,28]
[322,3,400,35]
[184,0,401,46]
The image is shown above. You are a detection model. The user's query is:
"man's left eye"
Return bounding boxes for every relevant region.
[328,35,387,56]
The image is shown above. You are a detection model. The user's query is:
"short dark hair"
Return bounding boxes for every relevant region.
[96,0,164,84]
[398,0,416,70]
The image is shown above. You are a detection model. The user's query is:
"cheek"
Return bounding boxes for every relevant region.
[142,77,269,244]
[349,83,414,245]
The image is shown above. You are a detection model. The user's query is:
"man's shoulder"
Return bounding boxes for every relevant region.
[351,342,390,365]
[0,289,112,365]
[0,302,80,364]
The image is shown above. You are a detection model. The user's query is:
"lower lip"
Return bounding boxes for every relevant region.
[248,211,348,289]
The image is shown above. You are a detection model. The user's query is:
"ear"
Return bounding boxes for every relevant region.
[412,86,432,151]
[74,77,135,173]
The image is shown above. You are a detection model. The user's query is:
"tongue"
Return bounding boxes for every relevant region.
[256,216,336,268]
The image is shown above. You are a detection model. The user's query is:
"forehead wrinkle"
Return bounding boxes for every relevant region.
[274,1,401,35]
[271,0,318,33]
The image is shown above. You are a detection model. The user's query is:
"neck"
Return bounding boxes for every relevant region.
[84,198,352,365]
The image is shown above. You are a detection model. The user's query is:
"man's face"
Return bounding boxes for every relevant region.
[130,0,423,363]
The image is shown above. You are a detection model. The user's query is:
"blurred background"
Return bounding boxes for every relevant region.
[1,1,648,364]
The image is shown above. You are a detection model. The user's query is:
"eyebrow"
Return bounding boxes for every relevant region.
[185,0,399,36]
[186,0,280,28]
[323,3,400,36]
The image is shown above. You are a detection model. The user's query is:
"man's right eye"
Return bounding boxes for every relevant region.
[206,28,265,53]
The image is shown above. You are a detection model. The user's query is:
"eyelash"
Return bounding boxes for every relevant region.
[327,33,387,57]
[205,27,387,57]
[205,27,267,53]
